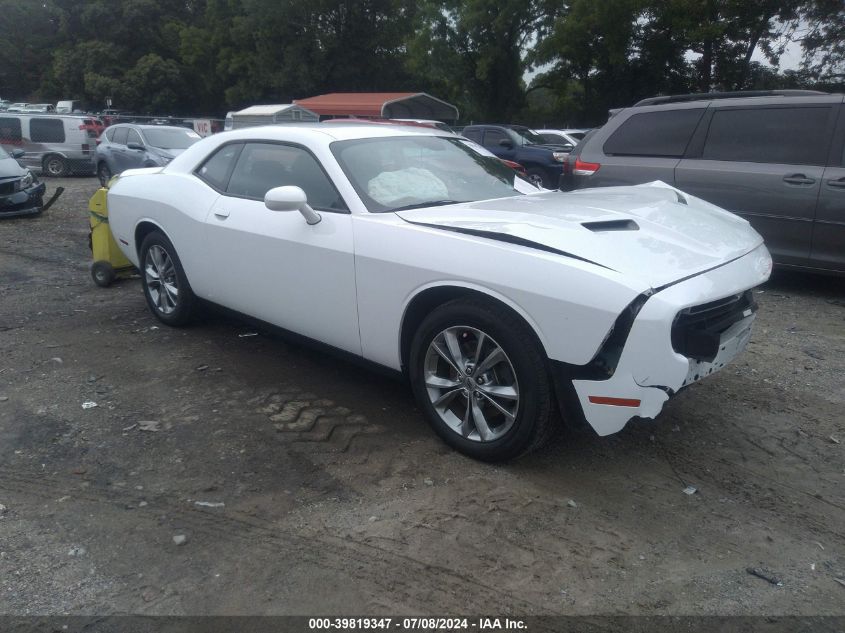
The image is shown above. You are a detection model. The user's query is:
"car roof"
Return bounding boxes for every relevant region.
[110,123,193,131]
[1,113,93,120]
[218,122,445,142]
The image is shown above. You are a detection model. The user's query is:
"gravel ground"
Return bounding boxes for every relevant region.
[0,177,843,616]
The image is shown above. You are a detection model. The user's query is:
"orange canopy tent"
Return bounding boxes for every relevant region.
[294,92,459,121]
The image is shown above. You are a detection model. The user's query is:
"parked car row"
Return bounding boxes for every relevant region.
[460,124,584,188]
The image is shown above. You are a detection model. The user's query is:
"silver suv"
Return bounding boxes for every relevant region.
[95,124,201,185]
[565,90,845,275]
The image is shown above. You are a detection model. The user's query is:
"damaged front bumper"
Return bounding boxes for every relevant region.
[560,243,772,436]
[0,182,46,218]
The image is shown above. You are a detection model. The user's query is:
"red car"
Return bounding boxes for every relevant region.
[79,117,105,141]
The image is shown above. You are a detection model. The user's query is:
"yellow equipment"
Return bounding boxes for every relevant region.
[88,187,134,287]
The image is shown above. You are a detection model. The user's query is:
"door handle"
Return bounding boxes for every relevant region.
[213,208,230,218]
[826,178,845,189]
[782,174,815,185]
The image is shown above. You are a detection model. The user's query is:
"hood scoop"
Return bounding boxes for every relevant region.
[582,219,639,232]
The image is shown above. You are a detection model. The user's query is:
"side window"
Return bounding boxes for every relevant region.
[462,128,482,142]
[483,129,509,149]
[112,127,128,145]
[226,142,347,211]
[30,118,65,143]
[702,106,832,165]
[0,117,23,145]
[126,129,143,146]
[104,127,115,142]
[540,133,566,144]
[603,108,705,157]
[196,143,243,190]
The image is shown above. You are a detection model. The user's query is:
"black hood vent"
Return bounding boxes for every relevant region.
[582,219,639,232]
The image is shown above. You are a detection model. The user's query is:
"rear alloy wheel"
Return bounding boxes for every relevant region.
[410,298,555,461]
[43,155,69,177]
[139,231,196,326]
[97,162,112,187]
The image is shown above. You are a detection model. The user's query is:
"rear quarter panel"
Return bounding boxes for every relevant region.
[107,171,220,298]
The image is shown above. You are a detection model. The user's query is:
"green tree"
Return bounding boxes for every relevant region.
[800,0,845,81]
[409,0,551,121]
[0,1,59,100]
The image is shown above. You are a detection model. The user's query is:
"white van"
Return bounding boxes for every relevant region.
[56,100,85,114]
[0,114,97,176]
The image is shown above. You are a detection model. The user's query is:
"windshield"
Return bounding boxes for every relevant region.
[511,127,546,145]
[142,128,201,150]
[331,136,523,213]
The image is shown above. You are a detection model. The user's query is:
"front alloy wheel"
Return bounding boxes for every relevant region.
[424,326,519,442]
[409,297,556,461]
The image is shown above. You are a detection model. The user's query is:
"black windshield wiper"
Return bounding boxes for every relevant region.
[391,199,466,212]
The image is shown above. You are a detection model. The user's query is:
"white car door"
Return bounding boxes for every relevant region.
[202,141,361,355]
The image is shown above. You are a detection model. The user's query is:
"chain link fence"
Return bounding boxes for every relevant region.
[0,111,224,178]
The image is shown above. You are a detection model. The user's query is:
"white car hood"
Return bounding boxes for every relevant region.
[396,182,764,289]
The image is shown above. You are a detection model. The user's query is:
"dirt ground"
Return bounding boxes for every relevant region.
[0,177,843,617]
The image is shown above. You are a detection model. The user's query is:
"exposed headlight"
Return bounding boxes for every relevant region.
[18,171,34,190]
[552,151,568,162]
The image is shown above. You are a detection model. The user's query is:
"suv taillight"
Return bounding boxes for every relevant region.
[574,157,601,176]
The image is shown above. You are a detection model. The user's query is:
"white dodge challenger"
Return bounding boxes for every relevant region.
[107,123,772,461]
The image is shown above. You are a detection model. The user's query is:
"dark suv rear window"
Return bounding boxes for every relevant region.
[702,106,831,165]
[603,108,704,157]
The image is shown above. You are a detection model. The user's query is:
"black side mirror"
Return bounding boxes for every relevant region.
[498,138,513,149]
[10,148,24,159]
[127,142,145,151]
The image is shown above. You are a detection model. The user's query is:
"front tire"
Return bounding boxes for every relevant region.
[139,231,196,326]
[97,162,112,187]
[409,297,555,461]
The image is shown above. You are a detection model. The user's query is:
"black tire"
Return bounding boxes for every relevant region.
[42,155,69,177]
[526,167,551,189]
[139,230,197,326]
[91,261,115,287]
[97,162,112,187]
[409,297,556,461]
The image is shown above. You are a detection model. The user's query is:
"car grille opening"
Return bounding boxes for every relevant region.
[671,291,756,362]
[0,180,16,196]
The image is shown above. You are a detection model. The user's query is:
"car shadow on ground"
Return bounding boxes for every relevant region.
[765,269,844,299]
